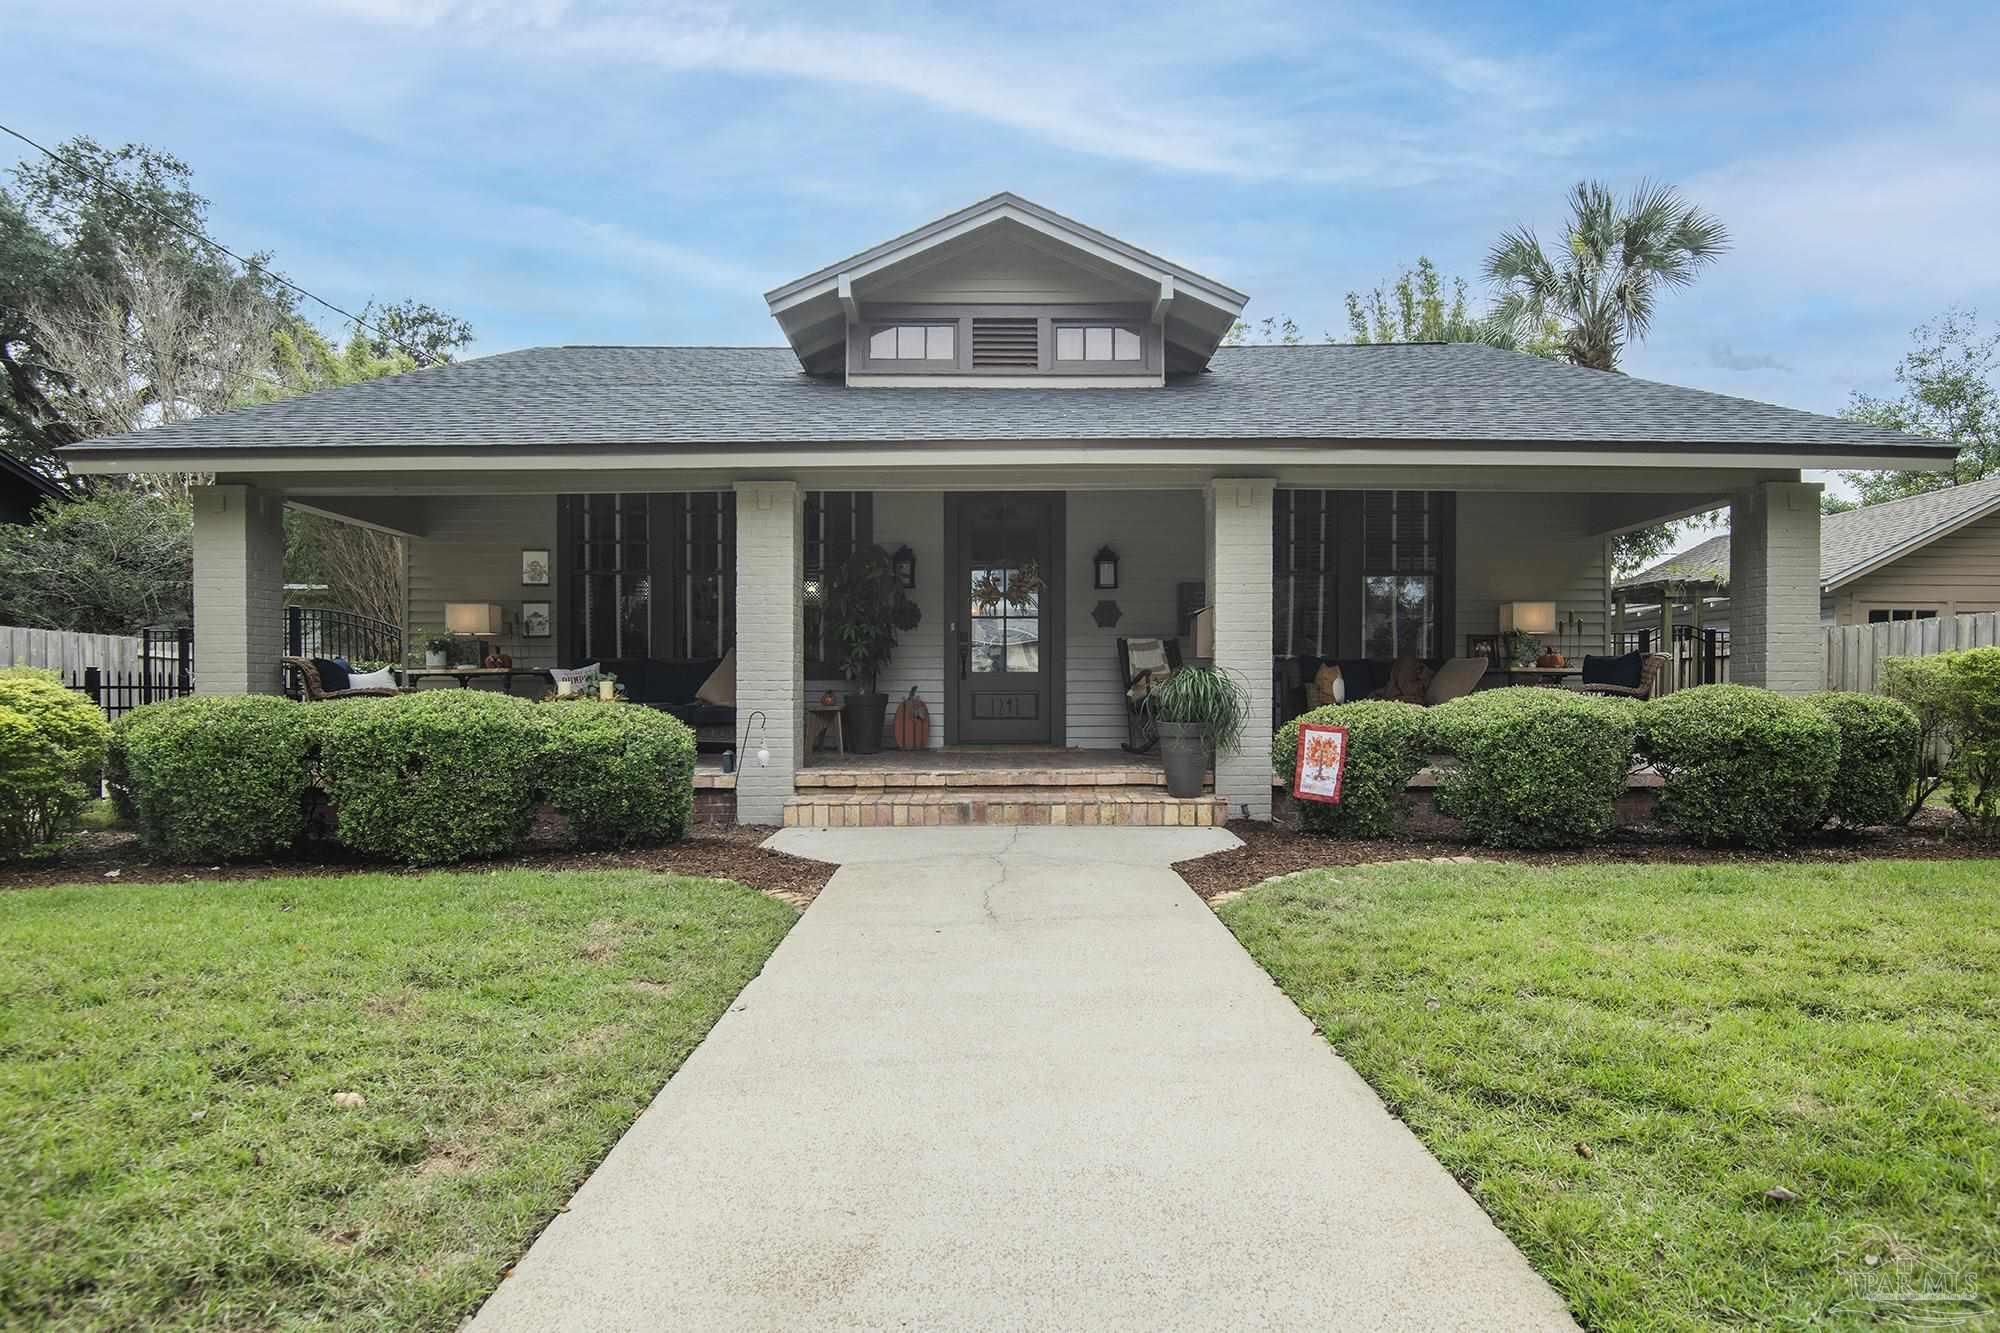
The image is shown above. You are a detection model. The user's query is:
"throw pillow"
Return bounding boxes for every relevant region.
[346,666,397,690]
[548,663,598,687]
[1311,662,1345,706]
[309,657,350,692]
[1425,656,1488,705]
[696,649,736,706]
[1581,651,1644,689]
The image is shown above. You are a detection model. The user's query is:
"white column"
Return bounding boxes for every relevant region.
[193,483,286,694]
[1206,477,1275,820]
[1729,480,1823,692]
[733,481,804,823]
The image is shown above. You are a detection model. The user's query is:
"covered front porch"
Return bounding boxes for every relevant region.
[187,464,1826,826]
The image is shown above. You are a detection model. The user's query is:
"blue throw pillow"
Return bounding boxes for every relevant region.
[1581,651,1644,689]
[310,657,351,691]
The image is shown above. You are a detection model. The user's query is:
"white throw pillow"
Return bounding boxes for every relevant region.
[347,666,398,690]
[548,663,598,686]
[696,648,736,706]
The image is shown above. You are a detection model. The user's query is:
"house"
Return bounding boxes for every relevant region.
[59,193,1953,824]
[0,452,66,525]
[1617,473,2000,647]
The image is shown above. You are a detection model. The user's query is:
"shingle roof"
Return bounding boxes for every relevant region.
[64,341,1948,457]
[1619,473,2000,591]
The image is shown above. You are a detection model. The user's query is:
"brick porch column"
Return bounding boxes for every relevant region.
[734,481,804,824]
[1207,477,1276,820]
[1729,479,1822,692]
[193,483,286,694]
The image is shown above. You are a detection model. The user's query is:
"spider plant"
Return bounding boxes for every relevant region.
[1148,665,1250,754]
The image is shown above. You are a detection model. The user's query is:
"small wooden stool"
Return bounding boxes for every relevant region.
[805,703,846,755]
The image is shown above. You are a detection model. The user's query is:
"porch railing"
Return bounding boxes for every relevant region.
[1614,625,1729,692]
[286,606,403,669]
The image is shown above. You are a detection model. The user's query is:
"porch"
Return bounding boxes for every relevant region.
[188,470,1827,826]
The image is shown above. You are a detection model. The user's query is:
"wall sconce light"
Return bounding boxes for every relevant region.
[1094,546,1119,589]
[891,544,916,589]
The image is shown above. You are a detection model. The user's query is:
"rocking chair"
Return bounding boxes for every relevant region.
[1116,635,1184,753]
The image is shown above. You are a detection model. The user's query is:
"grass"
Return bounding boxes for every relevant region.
[0,867,796,1330]
[1219,860,2000,1331]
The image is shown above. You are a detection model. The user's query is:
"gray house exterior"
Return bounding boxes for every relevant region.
[63,193,1953,823]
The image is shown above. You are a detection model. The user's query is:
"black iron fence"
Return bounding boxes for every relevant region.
[66,625,195,720]
[1615,625,1730,691]
[287,606,402,668]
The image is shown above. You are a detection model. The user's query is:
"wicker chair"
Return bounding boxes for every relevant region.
[1566,653,1668,701]
[283,656,404,700]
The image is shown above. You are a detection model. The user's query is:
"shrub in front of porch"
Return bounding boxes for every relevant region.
[537,702,696,848]
[111,695,320,860]
[1273,701,1431,837]
[0,668,110,858]
[317,691,542,865]
[1806,691,1921,829]
[1428,688,1638,849]
[1638,685,1839,849]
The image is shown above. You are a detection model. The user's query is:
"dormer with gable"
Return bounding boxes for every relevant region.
[763,194,1248,386]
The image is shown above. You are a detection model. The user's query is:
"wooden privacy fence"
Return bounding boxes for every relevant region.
[1,625,148,676]
[1824,612,2000,694]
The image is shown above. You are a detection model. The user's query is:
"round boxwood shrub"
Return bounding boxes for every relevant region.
[112,695,320,860]
[1271,700,1431,837]
[0,667,110,857]
[1806,691,1920,829]
[1428,687,1638,849]
[537,701,697,848]
[1638,685,1840,849]
[317,691,542,865]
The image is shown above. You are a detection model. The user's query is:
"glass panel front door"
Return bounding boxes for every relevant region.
[952,494,1056,744]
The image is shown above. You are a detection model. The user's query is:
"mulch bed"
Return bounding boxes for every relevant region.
[1172,813,2000,900]
[0,822,835,904]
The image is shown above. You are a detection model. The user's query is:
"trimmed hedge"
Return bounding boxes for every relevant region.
[1639,685,1840,848]
[1272,701,1431,837]
[317,691,542,865]
[1429,688,1639,849]
[0,668,110,857]
[1887,646,2000,837]
[112,695,321,860]
[1806,692,1921,829]
[537,702,697,848]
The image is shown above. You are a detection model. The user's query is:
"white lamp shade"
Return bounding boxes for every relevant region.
[1499,601,1557,635]
[445,602,503,635]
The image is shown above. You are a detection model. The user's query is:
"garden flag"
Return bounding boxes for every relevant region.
[1292,723,1349,804]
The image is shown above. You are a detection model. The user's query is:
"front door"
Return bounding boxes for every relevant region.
[949,493,1060,744]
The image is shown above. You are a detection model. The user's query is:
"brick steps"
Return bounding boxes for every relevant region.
[781,786,1227,828]
[796,764,1194,791]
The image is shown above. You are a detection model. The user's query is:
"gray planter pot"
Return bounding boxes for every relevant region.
[843,692,887,754]
[1154,721,1209,799]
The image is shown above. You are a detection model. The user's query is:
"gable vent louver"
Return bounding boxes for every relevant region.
[970,317,1039,368]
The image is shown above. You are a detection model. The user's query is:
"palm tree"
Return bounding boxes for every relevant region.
[1486,180,1730,371]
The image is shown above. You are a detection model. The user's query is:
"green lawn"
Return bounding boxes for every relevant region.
[0,868,796,1330]
[1220,860,2000,1331]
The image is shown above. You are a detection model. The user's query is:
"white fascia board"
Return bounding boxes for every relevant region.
[766,197,1246,320]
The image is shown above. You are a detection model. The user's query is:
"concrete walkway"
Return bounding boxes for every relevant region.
[471,827,1575,1332]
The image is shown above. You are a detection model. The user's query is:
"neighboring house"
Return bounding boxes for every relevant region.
[61,193,1952,823]
[1618,473,2000,639]
[0,452,66,525]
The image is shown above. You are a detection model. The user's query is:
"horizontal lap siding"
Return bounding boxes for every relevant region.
[406,496,560,672]
[1835,513,2000,622]
[872,492,945,747]
[1065,490,1206,749]
[1455,492,1609,655]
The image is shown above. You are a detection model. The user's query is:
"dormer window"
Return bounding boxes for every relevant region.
[1054,323,1143,363]
[867,324,955,362]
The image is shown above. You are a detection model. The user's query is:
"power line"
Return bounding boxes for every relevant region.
[0,121,439,365]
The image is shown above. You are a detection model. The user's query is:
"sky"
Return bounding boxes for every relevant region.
[11,1,1998,506]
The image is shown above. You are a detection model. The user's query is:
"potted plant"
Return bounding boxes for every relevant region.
[828,544,923,753]
[1145,665,1249,798]
[1504,629,1541,669]
[423,633,454,668]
